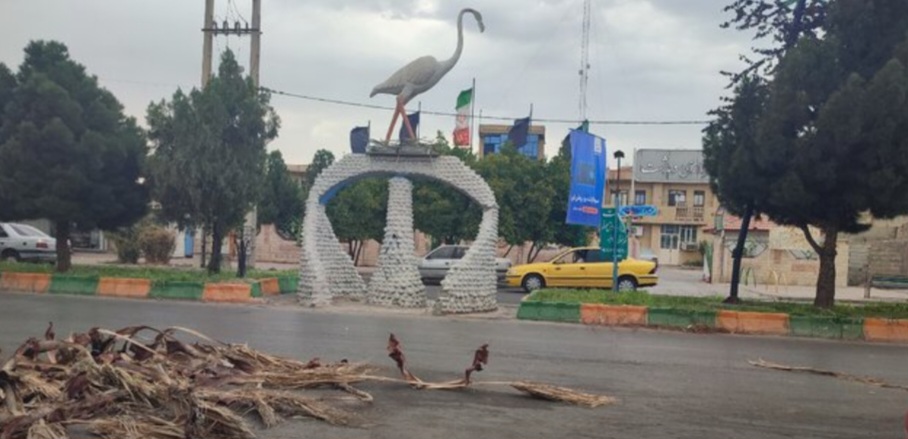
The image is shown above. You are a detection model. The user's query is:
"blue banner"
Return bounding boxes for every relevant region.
[566,129,606,227]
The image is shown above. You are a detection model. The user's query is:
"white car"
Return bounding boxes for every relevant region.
[0,223,57,263]
[418,245,512,283]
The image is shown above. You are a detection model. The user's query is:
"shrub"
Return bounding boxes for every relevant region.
[138,226,176,264]
[108,229,141,264]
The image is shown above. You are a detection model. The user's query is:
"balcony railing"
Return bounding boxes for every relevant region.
[675,204,705,222]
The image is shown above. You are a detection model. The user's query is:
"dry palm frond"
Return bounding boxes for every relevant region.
[24,420,67,439]
[81,415,184,439]
[748,358,908,391]
[510,381,618,408]
[17,373,63,402]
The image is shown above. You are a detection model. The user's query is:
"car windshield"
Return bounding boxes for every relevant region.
[9,224,50,238]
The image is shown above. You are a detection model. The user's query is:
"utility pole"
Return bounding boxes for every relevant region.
[578,0,591,121]
[200,0,263,273]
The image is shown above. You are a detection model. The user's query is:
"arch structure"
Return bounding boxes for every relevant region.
[297,154,499,314]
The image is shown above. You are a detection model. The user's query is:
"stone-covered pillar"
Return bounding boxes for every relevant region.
[369,177,426,308]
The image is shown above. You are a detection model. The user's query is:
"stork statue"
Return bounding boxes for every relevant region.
[371,8,484,144]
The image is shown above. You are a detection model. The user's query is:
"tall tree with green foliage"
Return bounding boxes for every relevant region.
[146,49,279,274]
[475,143,554,262]
[258,150,304,238]
[754,0,908,307]
[0,41,149,272]
[708,0,827,303]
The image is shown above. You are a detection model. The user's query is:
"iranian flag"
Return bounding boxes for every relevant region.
[453,88,472,147]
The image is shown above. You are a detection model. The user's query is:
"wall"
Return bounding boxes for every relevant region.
[868,240,908,278]
[711,234,849,287]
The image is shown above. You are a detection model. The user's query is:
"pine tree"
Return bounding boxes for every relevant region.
[0,41,148,271]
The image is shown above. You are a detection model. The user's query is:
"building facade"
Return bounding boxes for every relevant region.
[478,124,546,160]
[604,149,719,266]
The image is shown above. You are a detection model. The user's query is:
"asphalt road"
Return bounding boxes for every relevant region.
[1,292,906,439]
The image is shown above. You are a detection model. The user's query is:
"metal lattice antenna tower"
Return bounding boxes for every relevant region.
[578,0,591,121]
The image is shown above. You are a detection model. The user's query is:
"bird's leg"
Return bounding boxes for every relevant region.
[385,99,404,144]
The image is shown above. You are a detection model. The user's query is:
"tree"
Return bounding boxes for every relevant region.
[475,144,554,262]
[259,150,304,238]
[702,74,770,303]
[412,133,481,247]
[146,49,279,274]
[326,178,387,265]
[0,41,149,272]
[305,149,335,191]
[754,0,908,307]
[709,0,827,303]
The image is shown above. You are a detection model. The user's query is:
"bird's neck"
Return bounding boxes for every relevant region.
[440,10,466,72]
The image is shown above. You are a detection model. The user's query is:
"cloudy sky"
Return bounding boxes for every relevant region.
[1,0,755,166]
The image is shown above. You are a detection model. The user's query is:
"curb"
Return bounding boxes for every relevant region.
[0,270,301,304]
[517,300,908,343]
[0,272,51,293]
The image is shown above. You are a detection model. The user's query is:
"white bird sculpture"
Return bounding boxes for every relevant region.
[371,8,485,144]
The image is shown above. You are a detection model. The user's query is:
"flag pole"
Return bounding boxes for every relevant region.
[478,109,483,156]
[470,78,476,151]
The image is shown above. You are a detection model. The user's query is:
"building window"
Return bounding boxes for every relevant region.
[634,190,646,205]
[693,191,705,207]
[680,225,698,243]
[660,225,679,249]
[668,190,686,207]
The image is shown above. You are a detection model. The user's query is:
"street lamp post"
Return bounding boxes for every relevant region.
[612,150,624,292]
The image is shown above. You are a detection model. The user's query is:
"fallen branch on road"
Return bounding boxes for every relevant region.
[384,333,616,407]
[0,323,615,439]
[749,358,908,391]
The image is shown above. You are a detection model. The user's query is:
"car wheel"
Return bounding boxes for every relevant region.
[522,274,545,293]
[617,276,637,292]
[1,250,20,263]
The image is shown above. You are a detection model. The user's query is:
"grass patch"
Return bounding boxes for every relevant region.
[527,289,908,319]
[0,261,296,285]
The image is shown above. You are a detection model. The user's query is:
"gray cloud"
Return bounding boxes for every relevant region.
[1,0,755,165]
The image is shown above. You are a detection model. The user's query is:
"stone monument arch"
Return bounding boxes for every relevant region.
[298,153,499,314]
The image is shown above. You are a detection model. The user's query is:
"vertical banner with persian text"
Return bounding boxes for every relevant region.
[566,129,606,227]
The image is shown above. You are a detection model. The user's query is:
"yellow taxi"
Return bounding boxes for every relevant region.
[505,246,658,293]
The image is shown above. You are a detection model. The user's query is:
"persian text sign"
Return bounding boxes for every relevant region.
[566,130,606,227]
[618,205,659,217]
[634,149,708,183]
[600,208,628,262]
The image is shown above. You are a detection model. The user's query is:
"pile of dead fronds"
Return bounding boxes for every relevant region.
[0,324,614,439]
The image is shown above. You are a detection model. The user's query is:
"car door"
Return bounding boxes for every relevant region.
[548,250,588,287]
[420,246,456,280]
[0,225,9,255]
[575,249,612,289]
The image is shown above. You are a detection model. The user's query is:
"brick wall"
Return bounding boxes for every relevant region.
[868,240,908,277]
[712,237,849,287]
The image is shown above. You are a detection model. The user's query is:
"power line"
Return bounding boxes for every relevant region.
[261,86,711,126]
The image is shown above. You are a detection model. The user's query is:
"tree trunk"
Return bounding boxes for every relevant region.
[726,204,754,304]
[236,231,247,278]
[353,240,363,266]
[54,221,72,273]
[814,228,838,308]
[207,223,223,274]
[200,225,208,269]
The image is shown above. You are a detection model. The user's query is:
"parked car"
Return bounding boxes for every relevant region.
[637,247,659,268]
[0,223,57,263]
[418,245,512,283]
[505,246,658,293]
